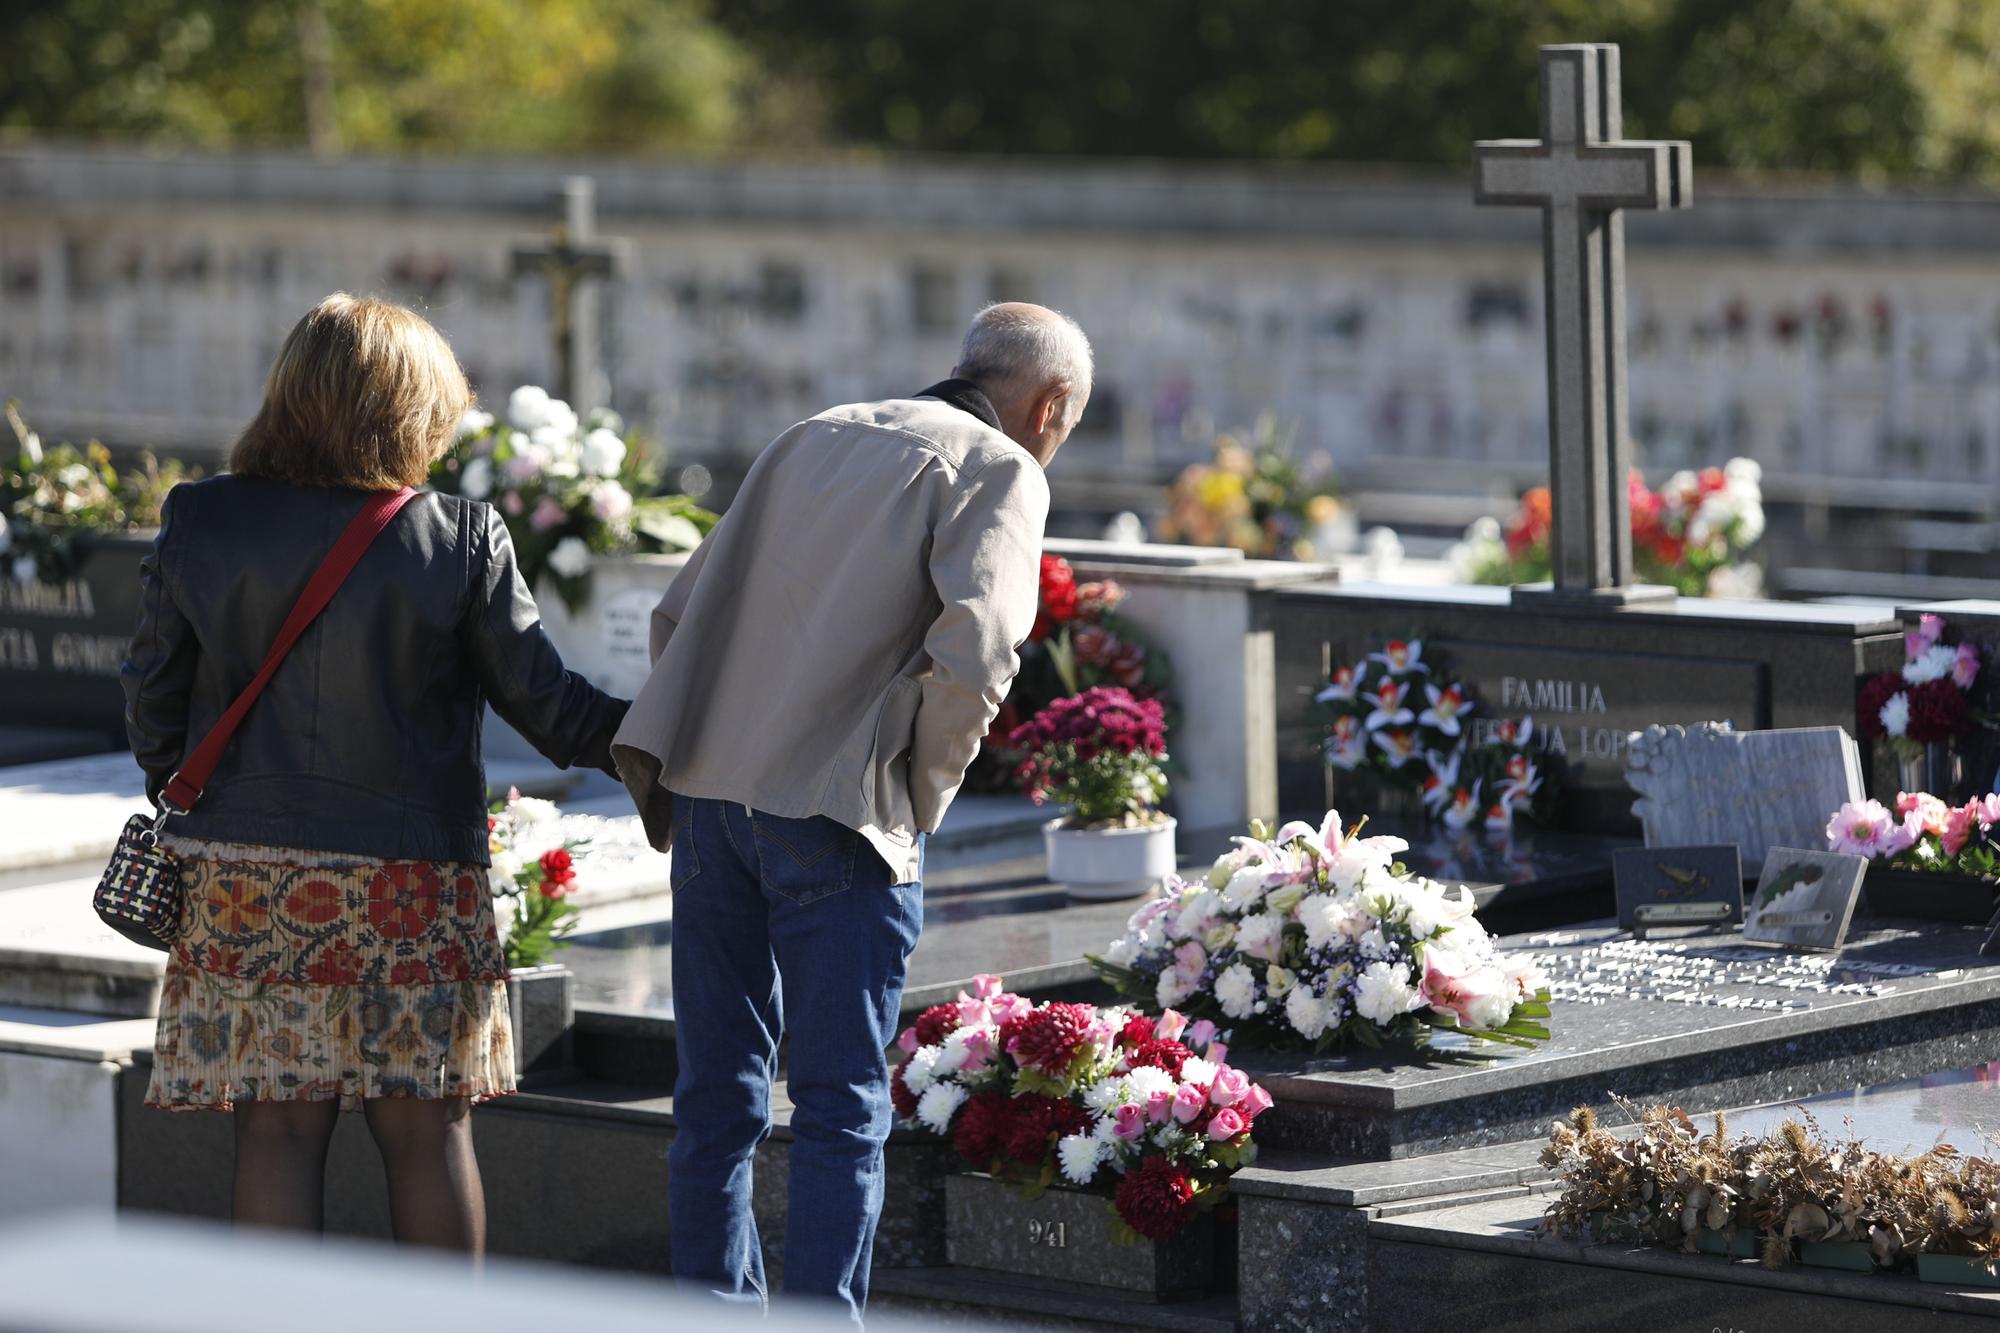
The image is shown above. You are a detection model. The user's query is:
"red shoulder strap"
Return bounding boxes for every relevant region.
[160,487,418,814]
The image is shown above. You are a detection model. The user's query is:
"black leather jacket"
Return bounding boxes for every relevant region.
[121,475,628,864]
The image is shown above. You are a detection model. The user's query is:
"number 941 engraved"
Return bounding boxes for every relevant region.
[1026,1219,1068,1249]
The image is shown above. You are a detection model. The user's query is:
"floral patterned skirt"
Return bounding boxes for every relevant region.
[146,836,516,1112]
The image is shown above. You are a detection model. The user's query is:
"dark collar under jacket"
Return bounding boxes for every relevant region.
[914,378,1002,433]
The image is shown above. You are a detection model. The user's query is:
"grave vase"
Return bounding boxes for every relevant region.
[1859,867,1999,925]
[1898,741,1962,801]
[506,963,576,1086]
[1043,817,1177,902]
[942,1172,1216,1300]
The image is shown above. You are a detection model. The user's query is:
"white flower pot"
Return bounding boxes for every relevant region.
[1043,817,1177,901]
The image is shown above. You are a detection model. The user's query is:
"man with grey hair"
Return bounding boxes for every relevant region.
[612,302,1090,1320]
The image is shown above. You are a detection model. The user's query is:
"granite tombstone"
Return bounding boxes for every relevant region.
[1627,721,1862,874]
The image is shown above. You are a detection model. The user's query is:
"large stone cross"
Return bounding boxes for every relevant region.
[510,176,627,414]
[1474,44,1691,604]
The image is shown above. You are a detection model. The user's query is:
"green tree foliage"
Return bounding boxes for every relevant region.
[723,0,2000,181]
[0,0,782,153]
[7,0,2000,182]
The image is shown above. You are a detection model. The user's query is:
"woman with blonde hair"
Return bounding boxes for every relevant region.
[122,293,627,1251]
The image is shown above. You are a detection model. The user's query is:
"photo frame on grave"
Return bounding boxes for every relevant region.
[1742,847,1868,953]
[1613,844,1743,937]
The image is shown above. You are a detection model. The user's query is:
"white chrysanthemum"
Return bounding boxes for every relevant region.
[1880,692,1911,739]
[1284,985,1332,1040]
[1905,643,1961,686]
[459,456,494,500]
[1220,865,1270,913]
[548,536,593,580]
[930,1037,971,1079]
[1235,911,1286,962]
[507,385,552,431]
[1172,890,1222,941]
[1179,1056,1218,1087]
[581,428,628,477]
[1156,968,1196,1010]
[1214,962,1258,1019]
[1084,1077,1129,1113]
[1359,926,1389,958]
[916,1082,968,1132]
[1353,960,1419,1025]
[1057,1132,1105,1185]
[489,847,523,885]
[1397,881,1449,940]
[1296,894,1342,949]
[902,1045,943,1092]
[1125,1066,1175,1100]
[457,408,495,439]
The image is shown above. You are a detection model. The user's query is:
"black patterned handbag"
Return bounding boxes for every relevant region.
[93,487,417,951]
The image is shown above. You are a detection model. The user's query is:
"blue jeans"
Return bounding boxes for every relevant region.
[667,796,924,1322]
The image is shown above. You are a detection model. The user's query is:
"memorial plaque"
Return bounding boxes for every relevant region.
[1439,639,1766,829]
[598,587,658,697]
[1613,844,1743,934]
[0,534,151,742]
[1627,722,1863,874]
[1744,847,1867,952]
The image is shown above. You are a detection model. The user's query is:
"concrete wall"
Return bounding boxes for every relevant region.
[6,146,2000,515]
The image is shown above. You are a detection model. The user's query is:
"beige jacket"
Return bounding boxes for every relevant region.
[611,392,1050,882]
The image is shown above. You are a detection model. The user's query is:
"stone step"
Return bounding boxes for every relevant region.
[871,1267,1240,1332]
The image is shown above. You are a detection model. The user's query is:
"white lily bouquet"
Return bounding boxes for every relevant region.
[1090,810,1554,1052]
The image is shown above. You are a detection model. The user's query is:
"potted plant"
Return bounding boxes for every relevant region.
[1011,686,1176,901]
[1826,792,2000,925]
[430,385,716,613]
[487,788,588,1083]
[891,975,1273,1299]
[970,555,1173,793]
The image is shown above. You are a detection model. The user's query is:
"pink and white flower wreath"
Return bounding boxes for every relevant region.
[1091,809,1554,1053]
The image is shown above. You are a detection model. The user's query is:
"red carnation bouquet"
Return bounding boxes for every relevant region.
[1008,686,1171,830]
[487,787,589,969]
[893,975,1273,1241]
[1857,613,1983,763]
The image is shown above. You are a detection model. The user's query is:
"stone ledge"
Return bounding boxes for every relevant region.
[1232,1140,1551,1209]
[871,1265,1239,1333]
[1374,1194,2000,1319]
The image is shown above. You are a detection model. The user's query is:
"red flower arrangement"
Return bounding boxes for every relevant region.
[1008,686,1171,829]
[1115,1155,1198,1240]
[487,789,588,969]
[895,975,1272,1243]
[1858,613,1982,761]
[971,555,1175,793]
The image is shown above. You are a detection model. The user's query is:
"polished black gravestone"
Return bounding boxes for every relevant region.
[0,534,150,745]
[1268,581,1904,837]
[1241,919,2000,1161]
